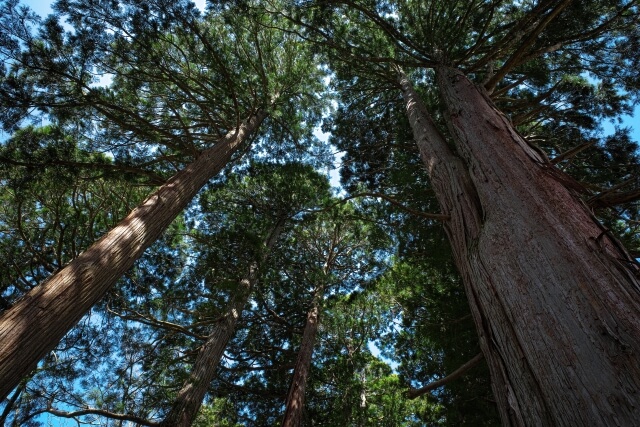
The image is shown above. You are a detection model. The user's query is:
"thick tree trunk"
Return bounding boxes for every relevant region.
[160,221,283,427]
[0,112,266,401]
[281,292,321,427]
[404,65,640,426]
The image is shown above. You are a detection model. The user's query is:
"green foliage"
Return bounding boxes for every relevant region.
[193,398,243,427]
[1,0,639,425]
[305,292,442,426]
[0,126,152,307]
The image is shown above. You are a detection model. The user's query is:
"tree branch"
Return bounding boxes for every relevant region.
[0,385,23,425]
[588,183,640,209]
[309,192,449,221]
[32,407,158,426]
[0,156,167,185]
[358,192,450,220]
[550,139,598,164]
[485,0,574,92]
[407,352,484,399]
[106,305,208,340]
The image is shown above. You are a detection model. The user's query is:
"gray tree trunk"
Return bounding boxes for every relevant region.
[0,112,266,401]
[160,220,284,427]
[401,65,640,426]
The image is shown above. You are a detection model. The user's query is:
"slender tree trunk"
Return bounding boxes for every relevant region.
[160,220,284,427]
[403,65,640,425]
[281,290,321,427]
[0,112,267,401]
[159,283,250,427]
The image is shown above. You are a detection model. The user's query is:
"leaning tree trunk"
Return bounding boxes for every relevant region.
[402,65,640,426]
[281,290,321,427]
[0,112,266,401]
[160,220,284,427]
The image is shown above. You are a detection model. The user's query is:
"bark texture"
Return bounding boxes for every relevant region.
[159,290,248,427]
[160,221,283,427]
[0,112,266,401]
[281,293,321,427]
[404,65,640,426]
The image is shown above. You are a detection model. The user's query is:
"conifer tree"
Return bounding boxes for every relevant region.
[292,1,640,424]
[0,0,326,400]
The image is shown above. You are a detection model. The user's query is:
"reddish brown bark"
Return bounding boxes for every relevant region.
[0,112,266,401]
[403,65,640,426]
[281,294,321,427]
[160,221,283,427]
[159,288,249,427]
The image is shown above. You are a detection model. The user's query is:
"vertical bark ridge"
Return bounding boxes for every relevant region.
[435,64,640,426]
[160,219,285,427]
[282,290,321,427]
[396,67,483,250]
[398,68,524,423]
[0,111,267,401]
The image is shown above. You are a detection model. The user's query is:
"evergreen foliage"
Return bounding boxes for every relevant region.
[0,0,638,425]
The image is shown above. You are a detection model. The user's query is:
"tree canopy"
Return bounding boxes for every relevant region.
[0,0,639,426]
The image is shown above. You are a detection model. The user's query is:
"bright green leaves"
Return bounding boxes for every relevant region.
[193,398,243,427]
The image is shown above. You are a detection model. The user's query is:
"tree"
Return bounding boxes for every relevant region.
[0,0,325,400]
[161,162,331,427]
[0,161,333,426]
[0,103,265,402]
[279,204,391,426]
[203,200,403,426]
[404,32,640,427]
[293,1,640,424]
[2,1,640,425]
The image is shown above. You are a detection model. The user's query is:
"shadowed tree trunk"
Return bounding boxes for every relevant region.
[401,64,640,425]
[281,288,321,427]
[160,220,284,427]
[0,112,267,401]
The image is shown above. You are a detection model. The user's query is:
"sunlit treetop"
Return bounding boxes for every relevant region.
[0,0,329,171]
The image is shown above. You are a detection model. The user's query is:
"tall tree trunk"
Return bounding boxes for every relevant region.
[160,220,284,427]
[0,112,267,401]
[281,290,321,427]
[404,64,640,425]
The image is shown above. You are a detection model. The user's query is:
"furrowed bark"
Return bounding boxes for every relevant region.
[397,66,484,266]
[399,67,519,420]
[281,291,321,427]
[0,111,267,401]
[160,220,284,427]
[434,65,640,426]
